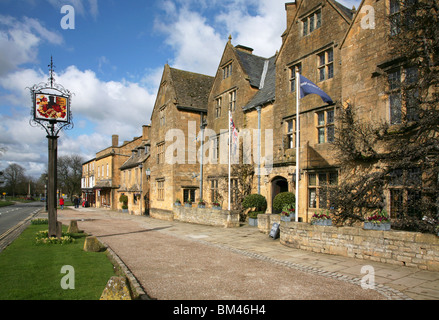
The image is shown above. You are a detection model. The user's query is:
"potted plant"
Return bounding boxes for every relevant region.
[242,194,267,227]
[198,199,206,208]
[212,199,221,210]
[119,194,128,213]
[273,192,295,214]
[174,199,181,206]
[184,197,193,207]
[247,211,260,227]
[281,204,295,222]
[364,209,391,230]
[311,210,332,226]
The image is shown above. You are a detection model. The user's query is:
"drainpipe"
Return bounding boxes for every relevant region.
[256,106,261,194]
[199,112,205,200]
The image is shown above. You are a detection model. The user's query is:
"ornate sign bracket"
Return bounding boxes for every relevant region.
[28,57,74,137]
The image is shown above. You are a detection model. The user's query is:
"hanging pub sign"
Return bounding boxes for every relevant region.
[34,93,70,122]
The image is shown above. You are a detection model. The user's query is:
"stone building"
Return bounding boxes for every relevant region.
[82,0,431,224]
[87,133,145,211]
[149,64,214,220]
[118,125,151,215]
[202,37,277,211]
[81,158,95,206]
[340,0,428,218]
[269,0,354,221]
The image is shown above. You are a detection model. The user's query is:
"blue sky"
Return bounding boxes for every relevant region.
[0,0,361,178]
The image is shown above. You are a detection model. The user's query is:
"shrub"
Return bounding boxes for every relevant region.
[119,194,128,209]
[119,194,128,204]
[273,192,295,213]
[242,194,267,213]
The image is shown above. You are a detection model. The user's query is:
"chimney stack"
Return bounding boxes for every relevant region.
[142,125,151,140]
[112,135,119,147]
[285,2,297,30]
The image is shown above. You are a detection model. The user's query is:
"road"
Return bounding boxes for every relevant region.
[0,202,44,249]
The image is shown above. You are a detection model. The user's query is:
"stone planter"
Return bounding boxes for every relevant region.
[174,202,181,206]
[364,222,391,231]
[312,219,332,226]
[249,218,258,227]
[122,208,128,213]
[198,204,206,208]
[184,203,192,208]
[212,206,221,210]
[281,215,292,222]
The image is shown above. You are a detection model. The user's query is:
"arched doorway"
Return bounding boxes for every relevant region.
[271,176,288,213]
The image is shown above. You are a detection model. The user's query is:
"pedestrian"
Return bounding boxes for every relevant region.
[73,196,79,208]
[59,197,64,210]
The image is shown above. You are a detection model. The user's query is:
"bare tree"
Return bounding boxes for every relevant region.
[4,163,26,197]
[57,154,84,201]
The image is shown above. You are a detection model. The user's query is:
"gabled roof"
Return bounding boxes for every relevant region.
[120,143,150,170]
[243,55,276,111]
[169,67,214,112]
[329,0,355,21]
[234,49,268,88]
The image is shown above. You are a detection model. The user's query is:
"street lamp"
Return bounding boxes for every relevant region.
[28,57,73,237]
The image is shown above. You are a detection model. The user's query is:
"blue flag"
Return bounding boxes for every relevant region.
[299,75,333,104]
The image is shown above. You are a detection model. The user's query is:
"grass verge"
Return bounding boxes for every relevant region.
[0,223,116,300]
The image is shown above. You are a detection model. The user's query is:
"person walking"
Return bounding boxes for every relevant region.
[59,197,64,210]
[73,196,79,208]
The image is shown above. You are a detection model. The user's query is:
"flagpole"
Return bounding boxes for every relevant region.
[295,68,300,223]
[228,109,231,211]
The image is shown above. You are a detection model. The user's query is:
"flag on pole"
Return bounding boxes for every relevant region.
[229,111,238,155]
[299,75,333,104]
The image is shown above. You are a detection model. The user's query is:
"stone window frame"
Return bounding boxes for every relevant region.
[222,63,232,79]
[284,117,297,149]
[210,179,219,203]
[210,134,220,162]
[302,8,322,37]
[157,179,165,201]
[215,97,222,118]
[387,167,422,219]
[387,65,419,125]
[159,105,166,127]
[183,188,196,203]
[315,108,335,144]
[157,142,165,164]
[229,90,237,112]
[389,0,418,37]
[307,171,338,209]
[317,48,334,82]
[289,63,302,92]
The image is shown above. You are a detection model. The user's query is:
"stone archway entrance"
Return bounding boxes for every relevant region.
[271,176,288,213]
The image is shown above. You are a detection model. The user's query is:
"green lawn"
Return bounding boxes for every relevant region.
[0,224,116,300]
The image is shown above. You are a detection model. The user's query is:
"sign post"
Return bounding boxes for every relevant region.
[28,57,73,237]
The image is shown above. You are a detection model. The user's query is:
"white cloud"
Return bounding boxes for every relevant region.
[154,0,287,75]
[215,0,286,57]
[0,15,63,76]
[154,4,223,75]
[0,64,157,178]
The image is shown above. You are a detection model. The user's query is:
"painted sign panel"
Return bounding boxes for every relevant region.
[34,94,69,122]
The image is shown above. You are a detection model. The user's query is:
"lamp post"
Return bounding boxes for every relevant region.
[28,57,73,237]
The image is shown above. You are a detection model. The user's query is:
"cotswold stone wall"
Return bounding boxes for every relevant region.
[257,214,280,234]
[173,206,240,228]
[150,208,174,221]
[280,222,439,271]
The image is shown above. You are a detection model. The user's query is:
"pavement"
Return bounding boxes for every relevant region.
[47,206,439,300]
